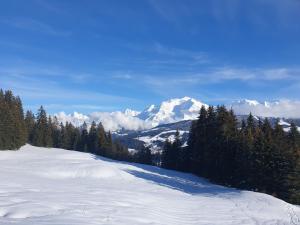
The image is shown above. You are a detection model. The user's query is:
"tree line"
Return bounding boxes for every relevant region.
[0,90,27,149]
[0,89,151,164]
[161,105,300,204]
[24,106,131,160]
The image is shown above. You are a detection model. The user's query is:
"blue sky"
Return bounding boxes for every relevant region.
[1,0,300,114]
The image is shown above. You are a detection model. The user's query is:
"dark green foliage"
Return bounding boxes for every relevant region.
[25,110,35,144]
[0,89,27,150]
[96,122,107,155]
[161,139,174,169]
[185,106,300,204]
[134,146,153,165]
[32,106,52,147]
[88,121,98,154]
[0,88,130,161]
[161,130,181,170]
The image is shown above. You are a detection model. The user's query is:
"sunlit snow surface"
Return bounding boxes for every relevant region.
[0,145,299,225]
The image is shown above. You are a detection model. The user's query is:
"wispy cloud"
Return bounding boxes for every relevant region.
[2,18,71,36]
[152,42,209,64]
[25,104,117,112]
[129,66,300,99]
[34,0,67,15]
[2,77,135,103]
[141,67,300,87]
[112,73,133,80]
[148,0,191,24]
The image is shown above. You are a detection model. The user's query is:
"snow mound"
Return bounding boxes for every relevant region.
[0,145,299,225]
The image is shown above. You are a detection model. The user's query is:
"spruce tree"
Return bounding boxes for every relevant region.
[135,146,153,165]
[25,110,35,144]
[88,121,98,154]
[32,106,52,147]
[0,89,27,150]
[96,122,107,155]
[161,139,173,169]
[80,122,89,152]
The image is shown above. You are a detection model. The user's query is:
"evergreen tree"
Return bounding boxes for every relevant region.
[50,117,61,148]
[172,130,182,170]
[88,121,98,154]
[80,122,89,152]
[0,89,27,150]
[25,110,35,144]
[135,146,153,165]
[96,122,107,155]
[32,106,52,147]
[161,139,173,169]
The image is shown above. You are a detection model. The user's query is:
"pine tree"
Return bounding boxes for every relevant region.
[172,130,182,170]
[96,122,107,155]
[88,121,98,154]
[161,139,173,169]
[286,123,300,203]
[80,122,89,152]
[135,146,153,165]
[189,106,208,175]
[0,89,4,149]
[25,110,35,144]
[50,116,61,148]
[32,106,52,147]
[0,89,27,150]
[73,128,81,151]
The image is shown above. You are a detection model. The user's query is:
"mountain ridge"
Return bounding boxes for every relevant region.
[54,97,300,132]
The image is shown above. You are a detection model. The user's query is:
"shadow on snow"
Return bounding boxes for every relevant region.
[93,155,241,197]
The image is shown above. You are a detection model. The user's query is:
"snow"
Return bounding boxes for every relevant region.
[137,97,208,127]
[0,145,299,225]
[124,109,141,117]
[279,119,291,126]
[54,97,300,132]
[135,130,188,148]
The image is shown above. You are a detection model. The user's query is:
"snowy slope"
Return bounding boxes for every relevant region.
[0,145,299,225]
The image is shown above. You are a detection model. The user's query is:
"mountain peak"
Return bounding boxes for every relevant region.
[124,109,141,117]
[137,97,208,127]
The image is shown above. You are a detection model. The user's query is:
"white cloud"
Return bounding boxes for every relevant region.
[2,18,71,36]
[55,111,152,131]
[231,99,300,118]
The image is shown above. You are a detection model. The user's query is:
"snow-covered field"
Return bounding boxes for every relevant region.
[0,145,299,225]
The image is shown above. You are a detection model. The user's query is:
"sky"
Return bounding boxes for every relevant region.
[1,0,300,114]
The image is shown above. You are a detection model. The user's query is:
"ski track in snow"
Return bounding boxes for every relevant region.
[0,145,299,225]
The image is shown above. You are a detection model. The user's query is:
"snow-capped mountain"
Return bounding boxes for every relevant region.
[54,97,300,151]
[54,97,300,133]
[55,97,207,131]
[137,97,208,127]
[55,112,89,128]
[124,109,141,117]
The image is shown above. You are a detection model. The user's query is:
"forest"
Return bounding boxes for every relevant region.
[0,89,299,204]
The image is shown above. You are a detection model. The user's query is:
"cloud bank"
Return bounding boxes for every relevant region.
[55,111,152,131]
[231,99,300,118]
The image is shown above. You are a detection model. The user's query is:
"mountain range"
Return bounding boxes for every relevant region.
[55,97,300,151]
